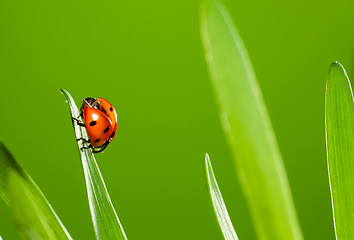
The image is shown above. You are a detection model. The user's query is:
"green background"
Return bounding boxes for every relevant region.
[0,0,353,239]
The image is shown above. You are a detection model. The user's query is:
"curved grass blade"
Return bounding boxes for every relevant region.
[200,1,303,239]
[204,154,239,240]
[325,62,354,239]
[60,89,127,240]
[0,141,72,240]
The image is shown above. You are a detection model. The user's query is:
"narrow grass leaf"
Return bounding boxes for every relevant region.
[325,62,354,239]
[60,89,127,240]
[0,141,72,240]
[200,1,303,239]
[205,154,239,240]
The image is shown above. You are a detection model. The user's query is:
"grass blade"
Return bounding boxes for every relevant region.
[204,154,239,240]
[60,89,127,240]
[325,62,354,239]
[200,1,303,239]
[0,141,72,240]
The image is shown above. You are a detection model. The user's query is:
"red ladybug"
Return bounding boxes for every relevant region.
[74,97,117,153]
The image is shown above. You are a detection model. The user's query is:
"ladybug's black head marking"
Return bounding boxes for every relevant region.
[85,97,96,105]
[81,97,102,111]
[80,97,109,119]
[81,98,99,117]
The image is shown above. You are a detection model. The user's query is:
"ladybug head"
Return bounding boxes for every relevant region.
[80,97,108,118]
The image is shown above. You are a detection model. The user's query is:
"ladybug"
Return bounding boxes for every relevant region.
[73,97,117,153]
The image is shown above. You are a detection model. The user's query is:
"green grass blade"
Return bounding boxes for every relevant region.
[0,141,72,240]
[204,154,239,240]
[200,1,303,239]
[325,62,354,239]
[60,89,127,240]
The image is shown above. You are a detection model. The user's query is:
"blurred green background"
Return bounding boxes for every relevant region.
[0,0,353,239]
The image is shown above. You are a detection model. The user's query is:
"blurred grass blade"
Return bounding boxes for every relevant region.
[60,89,127,240]
[200,0,303,239]
[204,154,239,240]
[0,141,72,240]
[325,62,354,239]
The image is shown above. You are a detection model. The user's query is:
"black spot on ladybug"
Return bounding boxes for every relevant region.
[104,126,110,133]
[110,107,113,112]
[95,139,100,143]
[109,131,115,139]
[90,121,97,126]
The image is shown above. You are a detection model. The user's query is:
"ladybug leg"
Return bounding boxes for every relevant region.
[80,144,93,151]
[80,144,101,153]
[77,137,90,143]
[81,142,109,154]
[72,117,85,127]
[77,138,92,152]
[77,138,92,148]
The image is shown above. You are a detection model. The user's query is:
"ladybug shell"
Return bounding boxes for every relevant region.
[97,98,117,139]
[83,107,114,148]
